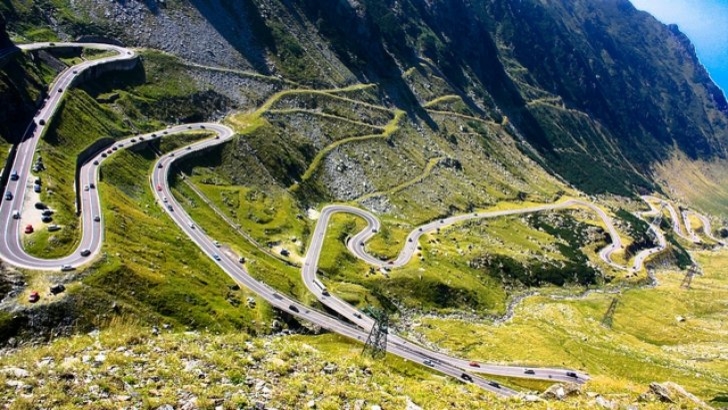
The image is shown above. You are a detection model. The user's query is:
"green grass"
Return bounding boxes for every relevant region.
[27,89,129,258]
[413,248,728,403]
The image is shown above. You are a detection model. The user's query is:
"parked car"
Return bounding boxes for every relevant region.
[28,291,40,303]
[34,202,46,209]
[33,184,41,193]
[24,225,33,234]
[48,224,61,232]
[41,215,52,223]
[41,209,53,216]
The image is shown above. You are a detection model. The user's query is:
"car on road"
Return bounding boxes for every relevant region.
[162,197,168,203]
[58,88,63,93]
[566,371,578,378]
[423,359,434,367]
[213,240,221,247]
[38,119,46,126]
[460,373,473,382]
[353,313,362,319]
[468,361,480,368]
[28,291,40,303]
[189,222,195,229]
[186,146,191,150]
[89,183,95,189]
[106,150,112,154]
[10,170,19,181]
[238,257,245,263]
[156,185,162,191]
[169,153,175,157]
[24,225,33,234]
[524,369,535,375]
[157,163,163,169]
[84,185,89,191]
[12,210,20,219]
[101,153,107,158]
[167,205,173,212]
[487,381,501,389]
[112,146,118,151]
[60,265,74,271]
[152,133,158,138]
[4,191,12,200]
[93,215,100,222]
[212,254,221,261]
[130,138,136,143]
[80,249,91,257]
[289,304,299,312]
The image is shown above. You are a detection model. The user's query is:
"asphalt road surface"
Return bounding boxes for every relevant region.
[1,42,722,398]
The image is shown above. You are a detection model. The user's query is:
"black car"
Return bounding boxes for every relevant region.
[93,160,99,165]
[524,369,535,375]
[41,215,53,223]
[566,371,578,378]
[41,209,53,216]
[34,202,47,210]
[80,249,91,257]
[460,373,473,382]
[289,304,299,312]
[488,381,501,388]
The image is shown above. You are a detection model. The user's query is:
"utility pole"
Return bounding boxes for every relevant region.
[362,306,389,359]
[601,297,619,328]
[680,264,700,289]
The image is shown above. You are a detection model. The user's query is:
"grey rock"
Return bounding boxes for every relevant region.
[594,395,616,409]
[0,367,29,378]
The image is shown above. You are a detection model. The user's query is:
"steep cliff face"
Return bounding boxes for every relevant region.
[4,0,728,196]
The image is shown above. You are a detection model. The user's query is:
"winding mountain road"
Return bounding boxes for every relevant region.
[0,42,721,397]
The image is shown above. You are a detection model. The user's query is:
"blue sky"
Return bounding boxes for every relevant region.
[630,0,728,93]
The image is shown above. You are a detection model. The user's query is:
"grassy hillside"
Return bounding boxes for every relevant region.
[411,249,728,406]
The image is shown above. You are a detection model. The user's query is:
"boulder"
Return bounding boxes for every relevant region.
[648,382,712,409]
[541,382,581,400]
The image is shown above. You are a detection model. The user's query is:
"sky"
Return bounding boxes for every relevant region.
[630,0,728,93]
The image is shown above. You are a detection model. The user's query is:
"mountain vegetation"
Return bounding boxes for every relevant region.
[2,0,728,407]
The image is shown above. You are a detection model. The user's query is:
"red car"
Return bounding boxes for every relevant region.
[156,185,162,192]
[469,361,480,368]
[29,291,40,303]
[24,224,34,234]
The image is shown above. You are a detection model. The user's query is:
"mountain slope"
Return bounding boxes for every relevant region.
[4,0,728,199]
